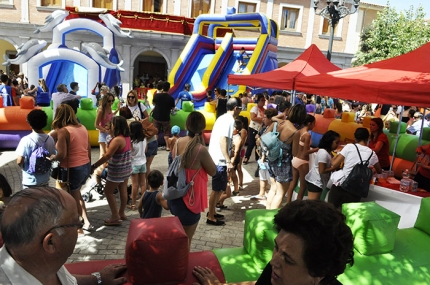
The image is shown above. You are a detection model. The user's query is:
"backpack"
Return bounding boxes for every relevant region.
[162,141,201,200]
[28,137,52,174]
[341,144,374,198]
[260,122,283,165]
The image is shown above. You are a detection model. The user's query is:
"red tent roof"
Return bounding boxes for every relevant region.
[294,42,430,106]
[227,44,341,90]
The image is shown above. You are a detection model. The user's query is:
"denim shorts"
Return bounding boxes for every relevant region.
[132,164,147,174]
[98,131,108,143]
[61,162,91,191]
[145,140,158,157]
[212,165,228,191]
[168,198,201,226]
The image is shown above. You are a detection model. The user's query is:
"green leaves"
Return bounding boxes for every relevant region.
[352,4,430,66]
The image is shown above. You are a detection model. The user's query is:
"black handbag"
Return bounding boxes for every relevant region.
[51,162,60,179]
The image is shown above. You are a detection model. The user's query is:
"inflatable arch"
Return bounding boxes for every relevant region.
[26,17,123,102]
[50,18,115,50]
[27,48,100,102]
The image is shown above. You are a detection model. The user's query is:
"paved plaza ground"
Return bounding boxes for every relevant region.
[0,146,268,263]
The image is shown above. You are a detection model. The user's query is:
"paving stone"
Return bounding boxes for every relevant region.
[0,147,267,263]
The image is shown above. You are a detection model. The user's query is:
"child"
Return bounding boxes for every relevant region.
[167,125,181,166]
[236,47,249,72]
[16,109,56,189]
[129,121,147,210]
[138,170,169,218]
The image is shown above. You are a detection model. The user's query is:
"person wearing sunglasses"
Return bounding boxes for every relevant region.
[0,186,127,285]
[125,90,149,120]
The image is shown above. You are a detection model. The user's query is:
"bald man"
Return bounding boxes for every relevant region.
[0,186,127,285]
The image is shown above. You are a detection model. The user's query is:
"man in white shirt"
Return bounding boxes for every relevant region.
[407,112,424,136]
[0,186,126,285]
[52,84,81,117]
[207,97,242,226]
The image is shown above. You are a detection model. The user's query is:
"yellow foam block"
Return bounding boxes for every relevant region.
[88,130,99,147]
[329,120,363,143]
[341,112,355,123]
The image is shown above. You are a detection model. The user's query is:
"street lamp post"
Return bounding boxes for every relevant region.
[313,0,360,61]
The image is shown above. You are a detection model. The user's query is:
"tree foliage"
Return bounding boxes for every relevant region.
[352,3,430,66]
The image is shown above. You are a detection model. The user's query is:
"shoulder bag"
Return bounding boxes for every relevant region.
[54,128,71,193]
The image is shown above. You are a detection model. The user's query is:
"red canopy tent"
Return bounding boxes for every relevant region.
[294,42,430,106]
[227,44,341,90]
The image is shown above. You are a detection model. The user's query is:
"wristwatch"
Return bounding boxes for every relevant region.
[91,272,102,284]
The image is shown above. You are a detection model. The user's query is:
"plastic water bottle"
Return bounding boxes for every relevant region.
[399,178,410,192]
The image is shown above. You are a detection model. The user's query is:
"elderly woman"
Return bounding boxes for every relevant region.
[193,200,354,285]
[49,104,92,232]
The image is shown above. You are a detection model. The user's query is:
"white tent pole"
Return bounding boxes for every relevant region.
[418,110,425,146]
[390,106,404,171]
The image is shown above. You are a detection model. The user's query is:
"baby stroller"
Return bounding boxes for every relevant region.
[82,167,108,202]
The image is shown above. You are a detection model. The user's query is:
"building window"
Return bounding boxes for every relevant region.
[93,0,113,9]
[191,0,211,18]
[41,0,61,6]
[322,18,339,35]
[143,0,164,13]
[278,4,303,33]
[238,1,256,13]
[281,7,299,31]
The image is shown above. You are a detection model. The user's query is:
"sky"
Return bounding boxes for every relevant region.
[365,0,430,17]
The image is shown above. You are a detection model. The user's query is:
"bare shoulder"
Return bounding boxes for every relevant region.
[278,121,297,142]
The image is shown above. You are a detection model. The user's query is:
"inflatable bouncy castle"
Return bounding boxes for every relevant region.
[168,8,278,109]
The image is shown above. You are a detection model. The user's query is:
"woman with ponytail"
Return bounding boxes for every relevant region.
[168,112,216,247]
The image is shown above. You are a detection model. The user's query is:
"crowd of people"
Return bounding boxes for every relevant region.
[0,71,40,106]
[4,74,430,283]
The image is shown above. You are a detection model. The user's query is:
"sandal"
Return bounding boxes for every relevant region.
[104,219,122,226]
[82,224,95,231]
[127,204,136,210]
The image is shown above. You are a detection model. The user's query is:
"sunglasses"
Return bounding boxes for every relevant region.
[40,217,84,243]
[107,100,113,103]
[128,96,135,99]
